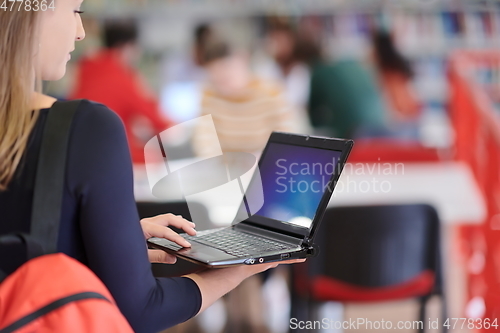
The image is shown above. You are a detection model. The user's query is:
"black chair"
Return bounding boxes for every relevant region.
[137,201,213,278]
[291,204,446,333]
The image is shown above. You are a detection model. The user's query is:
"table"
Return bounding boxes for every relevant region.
[134,160,486,226]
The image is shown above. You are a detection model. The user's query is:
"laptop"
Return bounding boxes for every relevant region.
[147,132,353,267]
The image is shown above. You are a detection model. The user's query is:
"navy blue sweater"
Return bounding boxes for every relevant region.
[0,100,202,333]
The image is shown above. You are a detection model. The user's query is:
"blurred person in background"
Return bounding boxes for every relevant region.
[160,22,214,99]
[302,29,389,139]
[259,20,389,139]
[155,23,214,157]
[192,37,293,158]
[370,29,422,140]
[69,18,171,164]
[193,23,215,68]
[255,19,312,133]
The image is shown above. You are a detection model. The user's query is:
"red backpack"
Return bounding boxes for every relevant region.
[0,101,134,333]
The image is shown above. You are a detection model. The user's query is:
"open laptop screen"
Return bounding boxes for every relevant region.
[241,142,343,229]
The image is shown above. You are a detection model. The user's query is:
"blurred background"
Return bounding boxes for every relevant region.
[52,0,500,332]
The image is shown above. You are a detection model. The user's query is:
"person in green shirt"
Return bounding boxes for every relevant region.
[261,21,389,139]
[308,58,389,138]
[277,26,390,138]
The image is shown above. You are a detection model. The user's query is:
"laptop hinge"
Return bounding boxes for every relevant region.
[301,237,312,247]
[301,237,319,257]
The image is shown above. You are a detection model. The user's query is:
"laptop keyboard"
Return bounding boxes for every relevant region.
[182,228,295,257]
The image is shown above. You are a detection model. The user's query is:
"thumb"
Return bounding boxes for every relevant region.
[148,249,177,264]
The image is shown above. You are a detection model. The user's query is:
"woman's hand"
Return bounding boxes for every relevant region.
[228,258,306,281]
[185,258,306,313]
[140,213,197,264]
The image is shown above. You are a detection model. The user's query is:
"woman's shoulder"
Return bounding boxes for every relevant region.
[65,99,132,185]
[74,99,122,123]
[68,99,128,153]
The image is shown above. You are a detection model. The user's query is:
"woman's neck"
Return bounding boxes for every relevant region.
[30,92,57,110]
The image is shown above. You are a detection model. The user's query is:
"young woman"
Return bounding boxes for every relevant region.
[0,2,302,333]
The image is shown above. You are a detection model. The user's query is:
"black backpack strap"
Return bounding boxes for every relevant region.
[0,233,44,282]
[30,100,81,254]
[0,234,44,260]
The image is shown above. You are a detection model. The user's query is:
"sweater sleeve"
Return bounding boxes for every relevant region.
[66,100,201,333]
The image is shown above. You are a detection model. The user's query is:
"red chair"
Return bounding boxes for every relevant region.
[291,204,446,333]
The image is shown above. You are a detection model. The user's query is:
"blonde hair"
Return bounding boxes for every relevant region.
[0,11,42,190]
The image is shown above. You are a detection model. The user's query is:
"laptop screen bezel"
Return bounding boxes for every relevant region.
[236,132,353,241]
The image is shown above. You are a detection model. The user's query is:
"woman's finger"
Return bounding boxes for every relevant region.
[159,227,193,248]
[148,249,177,264]
[141,220,196,246]
[144,222,192,248]
[142,214,196,236]
[163,215,197,235]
